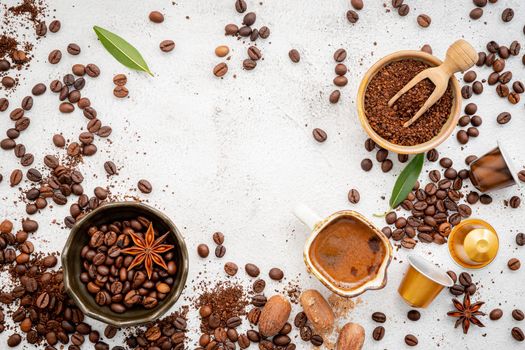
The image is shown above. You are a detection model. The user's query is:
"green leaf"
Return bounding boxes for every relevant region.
[93,25,153,76]
[389,153,425,209]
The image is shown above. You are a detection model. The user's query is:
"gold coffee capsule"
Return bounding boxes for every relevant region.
[448,218,499,269]
[398,255,454,308]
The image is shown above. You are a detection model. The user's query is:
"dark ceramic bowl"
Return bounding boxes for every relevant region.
[62,202,189,326]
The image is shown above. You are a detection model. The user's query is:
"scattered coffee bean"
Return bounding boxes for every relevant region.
[269,267,284,280]
[372,326,385,341]
[137,179,152,193]
[512,327,524,341]
[417,14,431,27]
[348,189,360,204]
[512,309,524,321]
[508,258,521,270]
[407,310,421,321]
[288,49,300,63]
[312,128,327,142]
[372,312,386,323]
[149,11,164,23]
[346,10,359,23]
[405,334,418,346]
[490,308,503,320]
[160,40,175,52]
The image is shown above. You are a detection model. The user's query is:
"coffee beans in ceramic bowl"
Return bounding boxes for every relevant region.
[62,202,188,326]
[357,50,461,154]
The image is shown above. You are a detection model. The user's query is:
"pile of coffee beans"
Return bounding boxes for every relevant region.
[447,271,478,297]
[213,0,271,77]
[361,138,397,173]
[126,310,187,349]
[79,217,178,313]
[382,155,474,249]
[329,48,349,104]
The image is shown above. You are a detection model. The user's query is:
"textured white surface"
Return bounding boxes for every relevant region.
[1,0,525,349]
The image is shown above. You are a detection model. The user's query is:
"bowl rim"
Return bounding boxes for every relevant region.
[61,201,189,327]
[356,50,462,154]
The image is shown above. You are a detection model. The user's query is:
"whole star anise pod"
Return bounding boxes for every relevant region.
[121,223,174,279]
[447,293,485,334]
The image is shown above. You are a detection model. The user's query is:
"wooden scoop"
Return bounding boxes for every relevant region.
[388,39,478,128]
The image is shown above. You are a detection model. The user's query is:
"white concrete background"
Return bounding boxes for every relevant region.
[0,0,524,349]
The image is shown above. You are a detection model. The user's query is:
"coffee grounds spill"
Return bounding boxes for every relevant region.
[196,281,249,333]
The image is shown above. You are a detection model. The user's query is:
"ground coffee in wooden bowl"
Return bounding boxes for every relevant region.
[364,59,454,146]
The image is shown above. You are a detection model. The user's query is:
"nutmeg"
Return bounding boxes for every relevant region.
[258,294,291,337]
[337,322,365,350]
[299,289,335,333]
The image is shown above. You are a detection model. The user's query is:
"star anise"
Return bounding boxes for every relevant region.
[121,223,174,279]
[447,293,485,334]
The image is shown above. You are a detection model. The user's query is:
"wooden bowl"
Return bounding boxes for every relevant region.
[356,50,462,154]
[62,202,189,326]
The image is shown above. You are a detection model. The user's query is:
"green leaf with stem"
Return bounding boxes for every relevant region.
[93,25,153,76]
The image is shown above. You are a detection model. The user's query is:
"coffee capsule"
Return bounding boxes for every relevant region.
[448,218,499,269]
[398,255,453,308]
[469,142,520,192]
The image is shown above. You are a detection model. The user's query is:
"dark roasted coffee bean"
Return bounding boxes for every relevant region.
[516,233,525,246]
[501,8,514,22]
[311,335,323,346]
[49,19,61,32]
[137,179,152,193]
[348,189,360,204]
[489,308,503,320]
[459,272,472,287]
[361,158,373,171]
[243,58,256,70]
[470,7,483,19]
[67,43,81,55]
[86,63,100,77]
[398,3,410,15]
[333,48,347,62]
[253,278,265,293]
[269,267,284,280]
[288,49,300,63]
[508,258,521,270]
[512,309,524,321]
[372,326,385,341]
[407,310,421,321]
[346,10,359,23]
[224,262,238,276]
[48,49,62,64]
[213,63,228,77]
[392,0,404,8]
[21,96,33,110]
[405,334,418,346]
[312,128,327,142]
[509,196,521,208]
[213,231,225,244]
[512,327,524,341]
[329,90,340,104]
[215,244,226,258]
[10,169,23,187]
[417,14,431,27]
[372,312,386,323]
[245,263,260,277]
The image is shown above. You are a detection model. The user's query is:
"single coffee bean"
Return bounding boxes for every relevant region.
[67,43,81,55]
[235,0,247,13]
[312,128,327,142]
[49,19,61,32]
[512,327,524,341]
[253,278,265,293]
[329,90,340,103]
[113,86,129,98]
[269,267,284,280]
[405,334,418,346]
[512,309,524,321]
[346,10,359,23]
[392,0,404,8]
[513,81,524,93]
[215,245,226,258]
[48,49,62,64]
[490,308,503,320]
[213,63,228,77]
[224,262,238,276]
[421,44,432,54]
[10,169,23,187]
[470,8,483,19]
[225,23,239,35]
[371,312,386,323]
[160,40,175,52]
[361,158,373,171]
[245,263,260,277]
[398,4,410,16]
[508,258,521,270]
[334,75,348,87]
[509,196,521,208]
[2,76,15,88]
[351,0,363,10]
[348,189,360,204]
[259,26,270,39]
[335,63,347,75]
[243,59,256,70]
[407,310,421,321]
[372,326,385,341]
[213,231,225,244]
[501,8,514,22]
[149,11,164,23]
[21,96,33,110]
[288,49,300,63]
[516,233,525,246]
[459,272,472,286]
[197,244,209,258]
[417,14,431,27]
[86,63,101,77]
[137,179,152,193]
[333,48,347,62]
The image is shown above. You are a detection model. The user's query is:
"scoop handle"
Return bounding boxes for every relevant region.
[441,39,478,74]
[293,204,322,230]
